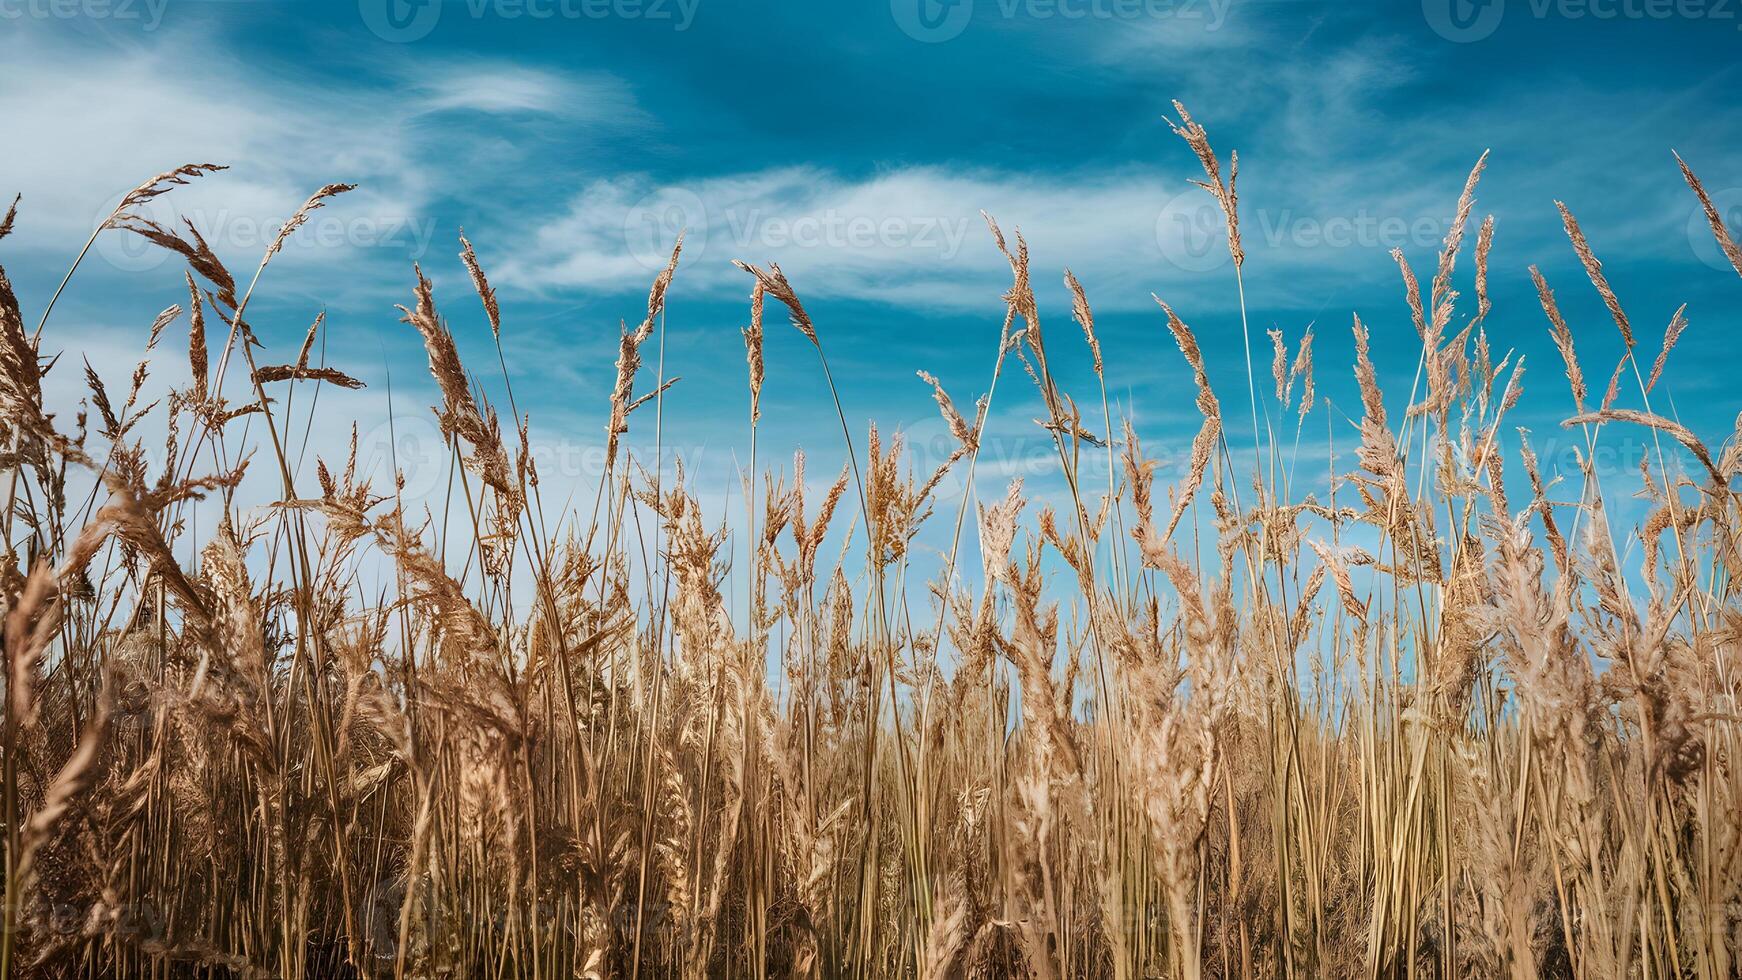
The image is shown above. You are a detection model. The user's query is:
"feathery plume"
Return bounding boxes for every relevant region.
[1645,304,1688,395]
[732,260,817,347]
[1556,201,1633,347]
[186,272,209,403]
[1564,408,1722,484]
[1674,150,1742,278]
[1268,328,1287,406]
[607,235,683,469]
[1152,297,1221,544]
[1474,214,1495,324]
[1167,100,1243,268]
[400,266,515,496]
[459,230,502,340]
[146,303,181,351]
[0,262,42,426]
[1064,268,1102,377]
[918,370,978,453]
[266,183,356,260]
[1291,327,1315,421]
[1530,265,1587,411]
[743,278,765,424]
[1432,150,1489,309]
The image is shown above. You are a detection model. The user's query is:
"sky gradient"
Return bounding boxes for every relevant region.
[3,0,1740,582]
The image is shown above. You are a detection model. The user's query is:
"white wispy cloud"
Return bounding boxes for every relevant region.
[404,62,644,120]
[490,157,1518,314]
[498,164,1226,311]
[0,26,643,290]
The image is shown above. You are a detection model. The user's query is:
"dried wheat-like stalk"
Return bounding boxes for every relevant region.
[400,266,515,496]
[607,236,684,469]
[1556,201,1633,347]
[1150,297,1221,547]
[8,141,1742,980]
[732,260,817,347]
[1530,265,1587,411]
[1645,303,1688,395]
[1291,327,1315,421]
[743,278,765,424]
[1167,100,1242,268]
[458,230,502,340]
[1675,150,1742,278]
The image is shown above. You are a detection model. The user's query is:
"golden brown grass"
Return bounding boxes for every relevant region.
[3,112,1742,979]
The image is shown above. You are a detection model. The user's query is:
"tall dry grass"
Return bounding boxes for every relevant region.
[3,112,1742,979]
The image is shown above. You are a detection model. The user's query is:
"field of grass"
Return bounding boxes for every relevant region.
[4,108,1742,978]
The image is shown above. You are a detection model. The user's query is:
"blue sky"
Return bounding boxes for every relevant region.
[3,0,1740,577]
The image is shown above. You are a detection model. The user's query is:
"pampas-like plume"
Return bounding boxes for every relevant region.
[1393,248,1428,341]
[1645,303,1689,395]
[607,235,684,470]
[732,259,817,347]
[1151,297,1221,546]
[1167,100,1243,269]
[145,303,180,352]
[1556,201,1634,347]
[107,163,227,223]
[1530,265,1587,411]
[1291,327,1315,421]
[0,261,42,428]
[1269,328,1288,406]
[252,364,365,389]
[400,266,515,497]
[743,278,765,424]
[251,311,363,389]
[1310,539,1369,624]
[1064,268,1102,377]
[917,370,978,455]
[266,183,356,261]
[1474,214,1496,324]
[1675,151,1742,278]
[459,231,502,340]
[1352,315,1399,480]
[1564,407,1723,485]
[185,272,209,403]
[111,214,239,314]
[1432,151,1489,310]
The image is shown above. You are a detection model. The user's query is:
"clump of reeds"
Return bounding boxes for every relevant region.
[2,120,1741,980]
